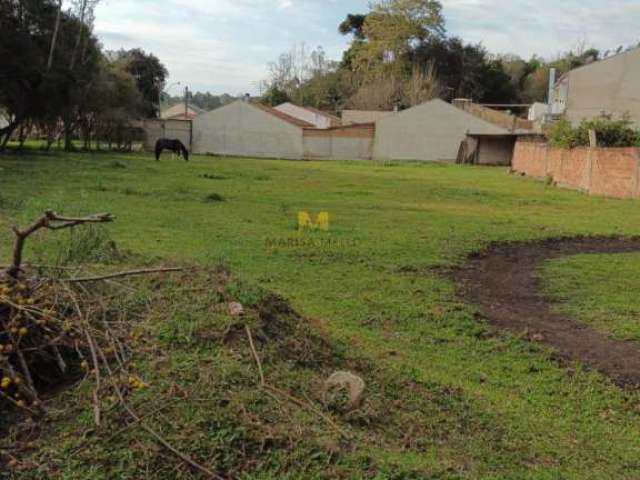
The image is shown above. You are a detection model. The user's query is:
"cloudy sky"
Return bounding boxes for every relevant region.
[90,0,640,95]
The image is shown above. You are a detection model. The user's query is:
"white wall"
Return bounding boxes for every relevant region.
[274,103,330,129]
[373,99,508,162]
[528,103,548,121]
[193,101,304,159]
[563,48,640,127]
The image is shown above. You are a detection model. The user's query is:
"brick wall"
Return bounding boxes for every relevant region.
[512,139,640,199]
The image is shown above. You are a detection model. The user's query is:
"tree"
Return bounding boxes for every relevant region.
[339,14,367,40]
[81,60,144,150]
[47,0,62,70]
[0,0,162,151]
[261,86,290,107]
[403,63,441,106]
[0,0,64,148]
[354,0,445,72]
[114,48,168,118]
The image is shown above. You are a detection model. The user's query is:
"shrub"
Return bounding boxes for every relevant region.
[547,114,640,148]
[547,118,578,148]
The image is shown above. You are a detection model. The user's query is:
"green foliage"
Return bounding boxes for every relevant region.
[260,86,290,107]
[269,2,521,109]
[575,116,640,147]
[339,13,367,40]
[113,48,168,118]
[54,225,123,265]
[547,118,579,147]
[548,115,640,148]
[0,1,164,151]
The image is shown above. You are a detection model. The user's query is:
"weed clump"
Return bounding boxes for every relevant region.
[200,173,228,180]
[204,193,225,203]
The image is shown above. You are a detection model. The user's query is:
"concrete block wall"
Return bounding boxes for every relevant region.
[512,139,640,199]
[303,124,375,160]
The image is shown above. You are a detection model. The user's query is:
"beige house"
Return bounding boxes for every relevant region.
[373,99,509,162]
[555,47,640,126]
[274,103,341,129]
[192,100,312,159]
[161,103,206,120]
[342,109,392,125]
[192,100,374,160]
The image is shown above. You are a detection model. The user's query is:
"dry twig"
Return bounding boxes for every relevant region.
[65,267,185,284]
[5,210,113,278]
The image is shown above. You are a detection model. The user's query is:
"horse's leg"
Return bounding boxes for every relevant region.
[155,146,161,161]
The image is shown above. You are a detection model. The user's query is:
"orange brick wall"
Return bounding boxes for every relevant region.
[513,140,640,199]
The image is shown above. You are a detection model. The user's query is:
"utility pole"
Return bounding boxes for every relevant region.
[184,86,189,119]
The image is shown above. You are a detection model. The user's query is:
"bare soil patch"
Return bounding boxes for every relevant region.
[451,236,640,387]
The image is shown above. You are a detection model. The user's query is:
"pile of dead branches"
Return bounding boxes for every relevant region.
[0,211,225,478]
[0,211,120,417]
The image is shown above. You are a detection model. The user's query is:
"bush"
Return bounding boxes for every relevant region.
[547,118,578,148]
[547,114,640,148]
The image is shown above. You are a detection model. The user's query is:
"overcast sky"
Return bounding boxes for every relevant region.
[90,0,640,95]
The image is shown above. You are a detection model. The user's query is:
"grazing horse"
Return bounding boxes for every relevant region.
[155,138,189,162]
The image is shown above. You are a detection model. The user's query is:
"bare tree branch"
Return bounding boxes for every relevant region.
[5,210,114,278]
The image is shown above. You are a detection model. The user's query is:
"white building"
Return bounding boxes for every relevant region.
[554,47,640,126]
[193,100,313,159]
[373,99,509,162]
[161,103,206,121]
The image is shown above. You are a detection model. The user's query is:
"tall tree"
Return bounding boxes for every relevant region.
[339,14,367,40]
[114,48,168,118]
[354,0,445,72]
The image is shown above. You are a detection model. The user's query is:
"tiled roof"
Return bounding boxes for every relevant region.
[302,105,342,123]
[252,103,316,128]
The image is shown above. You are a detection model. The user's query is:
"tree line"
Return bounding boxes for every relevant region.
[0,0,168,151]
[259,0,636,114]
[163,92,238,113]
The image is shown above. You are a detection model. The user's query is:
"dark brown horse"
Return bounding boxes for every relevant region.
[155,138,189,161]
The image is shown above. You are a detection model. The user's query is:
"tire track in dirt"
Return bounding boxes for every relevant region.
[451,236,640,388]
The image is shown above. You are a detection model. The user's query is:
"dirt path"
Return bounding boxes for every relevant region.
[451,236,640,388]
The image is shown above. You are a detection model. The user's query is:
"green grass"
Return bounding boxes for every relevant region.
[541,253,640,341]
[2,150,640,479]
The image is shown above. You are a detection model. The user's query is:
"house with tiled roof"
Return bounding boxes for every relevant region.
[161,103,206,120]
[274,102,341,129]
[192,99,312,159]
[192,99,373,160]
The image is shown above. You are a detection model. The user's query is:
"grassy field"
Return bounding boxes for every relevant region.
[2,150,640,479]
[541,253,640,341]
